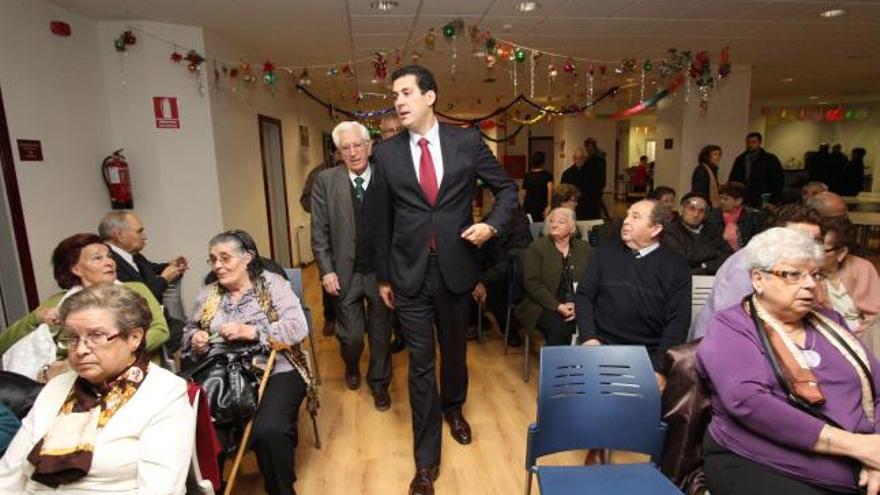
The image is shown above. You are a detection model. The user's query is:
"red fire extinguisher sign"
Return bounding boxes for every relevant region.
[153,96,180,129]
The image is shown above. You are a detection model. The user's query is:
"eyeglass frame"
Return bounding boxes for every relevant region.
[760,269,826,284]
[57,332,122,350]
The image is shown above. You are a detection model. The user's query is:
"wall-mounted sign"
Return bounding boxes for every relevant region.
[664,138,674,150]
[153,96,180,129]
[17,140,43,161]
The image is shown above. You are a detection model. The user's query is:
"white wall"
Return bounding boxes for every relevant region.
[0,0,112,300]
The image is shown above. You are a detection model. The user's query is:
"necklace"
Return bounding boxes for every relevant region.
[799,328,822,368]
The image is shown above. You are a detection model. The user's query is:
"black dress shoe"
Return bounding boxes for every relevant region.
[372,388,391,411]
[345,369,361,390]
[390,335,406,354]
[444,411,472,445]
[409,466,440,495]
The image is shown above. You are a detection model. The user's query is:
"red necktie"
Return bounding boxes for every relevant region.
[418,137,439,250]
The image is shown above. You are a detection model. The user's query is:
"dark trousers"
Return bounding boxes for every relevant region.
[334,272,392,390]
[395,255,470,468]
[537,310,576,346]
[704,433,846,495]
[322,290,335,322]
[250,370,307,495]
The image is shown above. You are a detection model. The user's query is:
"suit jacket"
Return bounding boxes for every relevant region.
[371,124,517,297]
[728,148,784,207]
[0,365,194,494]
[110,249,169,302]
[310,165,373,295]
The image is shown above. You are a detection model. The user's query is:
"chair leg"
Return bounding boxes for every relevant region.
[503,305,513,355]
[310,412,321,450]
[523,331,530,382]
[308,330,321,385]
[477,303,484,343]
[524,470,533,495]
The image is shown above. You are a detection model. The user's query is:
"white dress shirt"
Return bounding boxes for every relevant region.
[635,242,661,258]
[108,243,139,274]
[408,119,444,186]
[349,165,372,191]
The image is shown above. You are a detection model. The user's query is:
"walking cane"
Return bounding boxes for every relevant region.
[223,340,287,495]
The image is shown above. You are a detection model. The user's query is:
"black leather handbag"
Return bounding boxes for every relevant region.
[182,352,261,426]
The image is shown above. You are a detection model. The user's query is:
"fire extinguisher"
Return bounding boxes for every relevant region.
[102,149,133,209]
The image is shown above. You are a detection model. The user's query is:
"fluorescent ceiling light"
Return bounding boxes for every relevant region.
[371,1,399,11]
[819,8,846,18]
[515,2,539,13]
[782,77,795,83]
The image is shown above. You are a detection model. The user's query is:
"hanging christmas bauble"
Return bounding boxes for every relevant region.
[514,48,526,62]
[425,29,437,50]
[845,109,856,120]
[485,54,497,69]
[263,71,277,85]
[643,60,653,72]
[442,23,456,39]
[564,59,576,74]
[825,107,844,122]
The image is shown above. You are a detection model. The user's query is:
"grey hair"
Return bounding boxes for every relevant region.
[59,284,151,352]
[331,121,370,147]
[643,199,668,226]
[543,207,578,238]
[98,210,134,240]
[745,227,824,272]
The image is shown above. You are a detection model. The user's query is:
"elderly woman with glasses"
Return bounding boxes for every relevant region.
[183,230,310,495]
[697,227,880,495]
[0,233,168,381]
[0,284,193,494]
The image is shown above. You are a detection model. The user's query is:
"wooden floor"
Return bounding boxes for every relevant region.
[233,263,582,495]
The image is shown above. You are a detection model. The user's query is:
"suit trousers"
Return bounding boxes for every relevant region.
[250,370,308,495]
[395,255,470,468]
[334,271,392,390]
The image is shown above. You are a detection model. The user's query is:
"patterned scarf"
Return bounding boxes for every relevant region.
[27,352,150,487]
[722,205,743,251]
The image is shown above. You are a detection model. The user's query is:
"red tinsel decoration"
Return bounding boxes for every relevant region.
[262,61,275,73]
[169,51,183,63]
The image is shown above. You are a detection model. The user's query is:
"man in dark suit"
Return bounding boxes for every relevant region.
[561,137,607,220]
[729,132,784,208]
[371,65,517,495]
[99,210,188,351]
[310,120,393,411]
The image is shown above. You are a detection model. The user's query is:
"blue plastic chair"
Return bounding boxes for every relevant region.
[284,268,321,385]
[524,346,681,495]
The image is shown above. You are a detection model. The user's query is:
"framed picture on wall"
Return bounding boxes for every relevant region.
[299,125,309,148]
[322,131,333,163]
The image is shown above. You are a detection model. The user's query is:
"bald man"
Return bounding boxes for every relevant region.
[809,191,848,219]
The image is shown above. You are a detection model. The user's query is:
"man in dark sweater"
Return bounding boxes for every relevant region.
[574,199,691,390]
[561,137,607,220]
[729,132,784,208]
[662,192,732,275]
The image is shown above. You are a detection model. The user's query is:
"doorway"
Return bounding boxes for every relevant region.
[258,115,293,268]
[0,85,38,323]
[528,136,554,175]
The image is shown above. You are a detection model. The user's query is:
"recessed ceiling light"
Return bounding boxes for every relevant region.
[819,8,846,18]
[370,0,398,11]
[782,77,795,83]
[515,2,539,13]
[808,95,820,100]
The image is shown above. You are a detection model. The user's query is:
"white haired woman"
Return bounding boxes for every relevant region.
[697,227,880,494]
[515,207,592,346]
[0,284,193,494]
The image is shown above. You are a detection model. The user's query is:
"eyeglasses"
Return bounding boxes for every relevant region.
[58,332,121,350]
[762,269,826,284]
[824,245,843,253]
[207,254,239,267]
[339,141,366,154]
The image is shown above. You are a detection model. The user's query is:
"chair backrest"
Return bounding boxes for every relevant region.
[162,278,187,322]
[529,222,544,240]
[283,268,313,335]
[527,346,667,468]
[576,220,604,240]
[691,275,714,324]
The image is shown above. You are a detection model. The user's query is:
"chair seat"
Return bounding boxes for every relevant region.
[535,463,683,495]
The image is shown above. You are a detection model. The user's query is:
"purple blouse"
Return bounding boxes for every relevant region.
[182,271,309,374]
[697,304,880,492]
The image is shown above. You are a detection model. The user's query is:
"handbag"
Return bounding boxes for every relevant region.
[182,351,262,426]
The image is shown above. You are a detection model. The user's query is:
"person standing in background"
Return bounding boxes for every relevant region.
[561,138,606,220]
[521,151,553,222]
[692,145,722,206]
[729,132,784,208]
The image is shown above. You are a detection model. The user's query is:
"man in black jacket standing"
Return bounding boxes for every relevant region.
[561,137,606,220]
[729,132,784,208]
[371,65,517,495]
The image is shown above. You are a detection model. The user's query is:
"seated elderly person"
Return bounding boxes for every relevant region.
[697,227,880,495]
[706,181,763,251]
[662,192,732,275]
[816,217,880,334]
[183,229,310,495]
[0,234,168,381]
[550,183,581,211]
[648,186,678,222]
[0,284,193,494]
[575,199,691,387]
[802,181,829,205]
[516,208,591,346]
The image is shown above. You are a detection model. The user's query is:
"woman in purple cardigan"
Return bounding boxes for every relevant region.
[697,227,880,495]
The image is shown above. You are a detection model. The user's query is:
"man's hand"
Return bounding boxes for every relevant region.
[655,372,667,393]
[322,273,342,297]
[36,307,60,326]
[161,256,189,282]
[191,330,211,355]
[472,282,487,304]
[582,339,602,346]
[219,322,258,342]
[557,302,575,321]
[461,223,496,247]
[378,282,395,309]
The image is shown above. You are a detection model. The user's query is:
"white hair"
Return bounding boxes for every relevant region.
[744,227,824,272]
[543,207,577,238]
[331,121,370,147]
[98,210,134,240]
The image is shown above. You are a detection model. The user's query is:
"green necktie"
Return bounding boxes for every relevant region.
[354,176,365,202]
